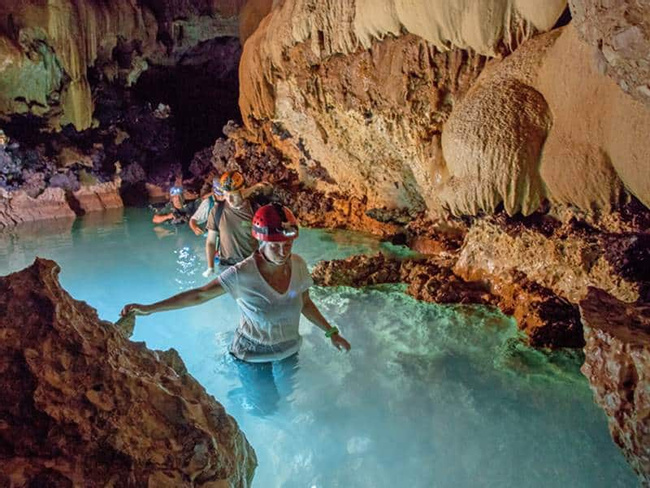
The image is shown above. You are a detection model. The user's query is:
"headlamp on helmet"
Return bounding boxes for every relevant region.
[252,204,299,242]
[169,186,183,196]
[212,178,224,196]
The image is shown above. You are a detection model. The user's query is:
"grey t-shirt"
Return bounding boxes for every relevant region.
[207,200,258,263]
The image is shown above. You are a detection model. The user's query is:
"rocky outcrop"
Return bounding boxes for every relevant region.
[0,179,125,227]
[570,0,650,108]
[454,216,646,304]
[0,0,247,129]
[580,287,650,485]
[313,251,583,348]
[0,258,256,486]
[0,187,76,228]
[72,181,124,214]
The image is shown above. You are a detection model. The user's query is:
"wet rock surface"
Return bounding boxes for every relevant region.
[0,187,76,229]
[455,216,646,304]
[313,248,583,348]
[580,287,650,485]
[0,258,256,486]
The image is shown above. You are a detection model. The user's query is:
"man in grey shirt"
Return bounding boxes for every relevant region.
[202,171,271,277]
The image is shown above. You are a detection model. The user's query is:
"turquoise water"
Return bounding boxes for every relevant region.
[0,208,636,487]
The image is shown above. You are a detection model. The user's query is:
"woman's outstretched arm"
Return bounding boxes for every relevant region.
[121,278,226,316]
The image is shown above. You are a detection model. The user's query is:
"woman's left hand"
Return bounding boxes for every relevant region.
[331,334,351,351]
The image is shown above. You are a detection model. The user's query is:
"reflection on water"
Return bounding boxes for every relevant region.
[0,208,637,488]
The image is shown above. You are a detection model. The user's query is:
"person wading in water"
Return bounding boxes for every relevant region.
[121,204,350,414]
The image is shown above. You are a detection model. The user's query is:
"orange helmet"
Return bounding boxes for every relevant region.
[219,171,245,192]
[252,204,299,242]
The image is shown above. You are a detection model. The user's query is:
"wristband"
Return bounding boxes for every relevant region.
[325,327,339,338]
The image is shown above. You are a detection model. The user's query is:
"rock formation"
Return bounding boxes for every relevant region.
[0,0,247,130]
[313,250,583,348]
[71,181,123,214]
[0,187,76,228]
[580,287,650,485]
[0,180,123,228]
[570,0,650,108]
[0,258,256,486]
[239,1,650,220]
[238,0,568,217]
[454,216,647,304]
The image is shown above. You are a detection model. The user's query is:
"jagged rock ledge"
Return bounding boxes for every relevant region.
[579,287,650,486]
[0,258,256,486]
[0,182,123,229]
[312,251,583,348]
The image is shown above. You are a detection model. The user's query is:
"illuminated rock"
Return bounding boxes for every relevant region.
[0,258,256,486]
[71,180,124,214]
[312,250,583,348]
[240,1,650,218]
[0,187,75,228]
[454,217,645,304]
[570,0,650,108]
[239,0,567,216]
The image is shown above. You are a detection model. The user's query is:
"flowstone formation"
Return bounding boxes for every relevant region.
[240,1,650,220]
[0,258,256,486]
[239,0,568,217]
[580,288,650,485]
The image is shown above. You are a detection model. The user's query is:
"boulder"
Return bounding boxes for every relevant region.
[0,258,256,486]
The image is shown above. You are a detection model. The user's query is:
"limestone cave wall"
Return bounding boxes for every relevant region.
[238,0,650,218]
[0,0,247,130]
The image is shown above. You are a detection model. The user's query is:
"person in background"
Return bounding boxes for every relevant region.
[152,176,198,225]
[121,204,350,416]
[189,176,224,236]
[202,170,273,277]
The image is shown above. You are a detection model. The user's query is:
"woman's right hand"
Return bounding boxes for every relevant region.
[121,304,151,317]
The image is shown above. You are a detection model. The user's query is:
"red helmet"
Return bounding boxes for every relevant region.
[252,204,299,242]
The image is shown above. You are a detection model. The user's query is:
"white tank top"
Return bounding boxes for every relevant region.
[218,253,314,345]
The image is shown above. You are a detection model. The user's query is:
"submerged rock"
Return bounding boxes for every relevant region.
[580,287,650,485]
[0,258,256,486]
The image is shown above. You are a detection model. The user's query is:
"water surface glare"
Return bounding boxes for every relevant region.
[0,208,636,487]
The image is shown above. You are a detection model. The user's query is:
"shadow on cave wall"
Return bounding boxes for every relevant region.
[131,36,242,166]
